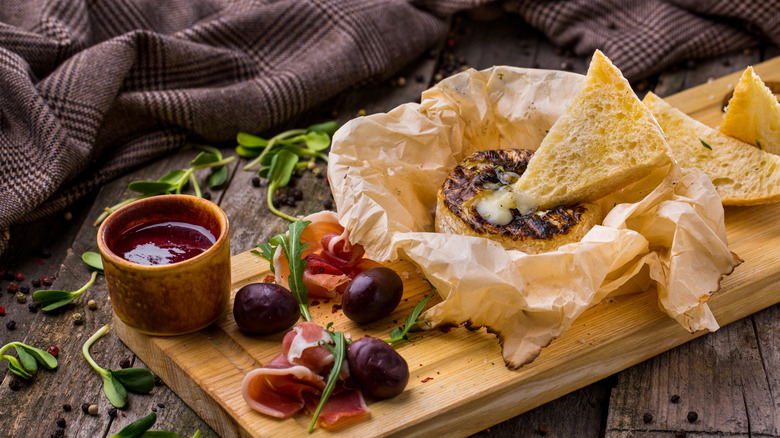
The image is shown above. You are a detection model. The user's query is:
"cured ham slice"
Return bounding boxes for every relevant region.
[241,322,370,427]
[273,211,378,298]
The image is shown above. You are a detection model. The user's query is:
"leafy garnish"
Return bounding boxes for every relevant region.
[33,252,102,311]
[237,121,338,221]
[275,220,312,321]
[757,140,762,150]
[94,145,235,226]
[108,412,201,438]
[387,294,435,344]
[83,325,155,408]
[308,323,346,433]
[699,138,712,150]
[0,342,58,379]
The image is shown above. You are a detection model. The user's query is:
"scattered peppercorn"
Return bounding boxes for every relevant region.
[28,302,38,313]
[6,320,16,330]
[19,285,29,294]
[15,272,24,282]
[157,403,165,408]
[16,292,27,304]
[151,407,158,412]
[536,426,548,436]
[0,305,5,316]
[32,279,41,287]
[81,403,90,414]
[670,394,680,403]
[642,412,653,423]
[62,404,72,412]
[291,188,303,201]
[9,379,21,391]
[202,191,212,201]
[154,375,163,386]
[42,277,53,286]
[107,407,117,418]
[56,418,66,428]
[48,346,59,357]
[7,282,19,293]
[251,176,261,187]
[687,411,698,423]
[88,404,98,415]
[119,358,131,368]
[72,313,84,325]
[322,199,334,210]
[87,299,97,310]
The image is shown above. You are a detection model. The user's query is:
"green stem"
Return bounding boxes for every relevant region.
[72,271,99,299]
[0,343,14,355]
[307,331,345,433]
[267,185,299,222]
[243,129,305,171]
[93,195,147,226]
[193,144,223,159]
[83,324,111,378]
[192,156,235,171]
[189,174,202,198]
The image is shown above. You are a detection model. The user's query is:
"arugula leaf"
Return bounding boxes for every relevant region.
[278,220,311,321]
[254,242,278,274]
[387,294,435,344]
[308,325,346,433]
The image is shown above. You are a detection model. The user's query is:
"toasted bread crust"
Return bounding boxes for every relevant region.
[435,149,601,254]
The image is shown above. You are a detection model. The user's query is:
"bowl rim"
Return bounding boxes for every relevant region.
[96,194,229,270]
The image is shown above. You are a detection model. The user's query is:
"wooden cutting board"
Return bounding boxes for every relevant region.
[115,56,780,438]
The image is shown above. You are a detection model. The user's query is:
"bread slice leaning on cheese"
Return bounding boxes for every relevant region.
[720,66,780,156]
[511,50,672,211]
[644,91,780,206]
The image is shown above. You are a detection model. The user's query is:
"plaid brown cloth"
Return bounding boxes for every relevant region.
[0,0,776,255]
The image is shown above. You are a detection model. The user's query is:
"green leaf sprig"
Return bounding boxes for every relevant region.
[0,342,58,379]
[699,138,712,150]
[83,324,155,408]
[33,252,103,311]
[757,140,762,150]
[386,294,435,345]
[273,220,312,321]
[94,145,235,226]
[108,412,201,438]
[237,121,338,221]
[308,322,346,433]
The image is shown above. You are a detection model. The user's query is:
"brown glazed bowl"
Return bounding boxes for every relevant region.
[97,194,231,336]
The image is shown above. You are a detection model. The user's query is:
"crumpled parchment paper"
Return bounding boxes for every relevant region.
[328,66,741,368]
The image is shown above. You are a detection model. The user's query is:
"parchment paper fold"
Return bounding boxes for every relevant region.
[328,66,740,368]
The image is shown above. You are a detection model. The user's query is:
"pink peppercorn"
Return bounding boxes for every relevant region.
[47,346,59,357]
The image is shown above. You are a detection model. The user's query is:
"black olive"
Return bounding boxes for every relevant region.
[347,336,409,399]
[233,283,300,334]
[342,267,403,324]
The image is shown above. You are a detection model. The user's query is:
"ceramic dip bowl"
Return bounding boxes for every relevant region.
[97,194,231,335]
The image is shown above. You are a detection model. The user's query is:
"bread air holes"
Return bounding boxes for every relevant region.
[712,177,735,187]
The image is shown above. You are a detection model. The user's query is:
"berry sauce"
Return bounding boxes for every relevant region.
[113,220,216,266]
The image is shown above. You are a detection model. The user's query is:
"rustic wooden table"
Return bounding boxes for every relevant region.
[2,14,779,438]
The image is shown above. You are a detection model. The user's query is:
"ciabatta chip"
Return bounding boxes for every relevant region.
[644,91,780,205]
[511,50,671,211]
[720,66,780,156]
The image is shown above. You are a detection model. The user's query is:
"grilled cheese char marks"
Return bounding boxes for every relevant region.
[511,50,672,212]
[435,149,602,254]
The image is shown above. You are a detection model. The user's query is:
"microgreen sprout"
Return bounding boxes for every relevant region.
[33,252,103,311]
[0,341,58,379]
[386,293,435,345]
[94,145,235,226]
[83,324,155,408]
[237,121,338,221]
[108,412,201,438]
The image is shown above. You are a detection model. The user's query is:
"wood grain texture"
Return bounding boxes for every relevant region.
[114,57,780,436]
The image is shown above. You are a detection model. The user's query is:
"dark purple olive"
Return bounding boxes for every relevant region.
[347,336,409,399]
[342,267,403,324]
[233,283,300,334]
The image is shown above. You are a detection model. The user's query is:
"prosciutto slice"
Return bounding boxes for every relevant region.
[273,211,380,298]
[241,322,370,427]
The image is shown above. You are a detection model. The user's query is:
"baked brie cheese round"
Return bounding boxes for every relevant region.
[435,149,602,254]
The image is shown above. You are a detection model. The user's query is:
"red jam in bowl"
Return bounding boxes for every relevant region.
[112,220,217,266]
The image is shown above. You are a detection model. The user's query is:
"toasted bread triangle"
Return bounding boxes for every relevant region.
[720,66,780,156]
[644,91,780,206]
[512,50,671,210]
